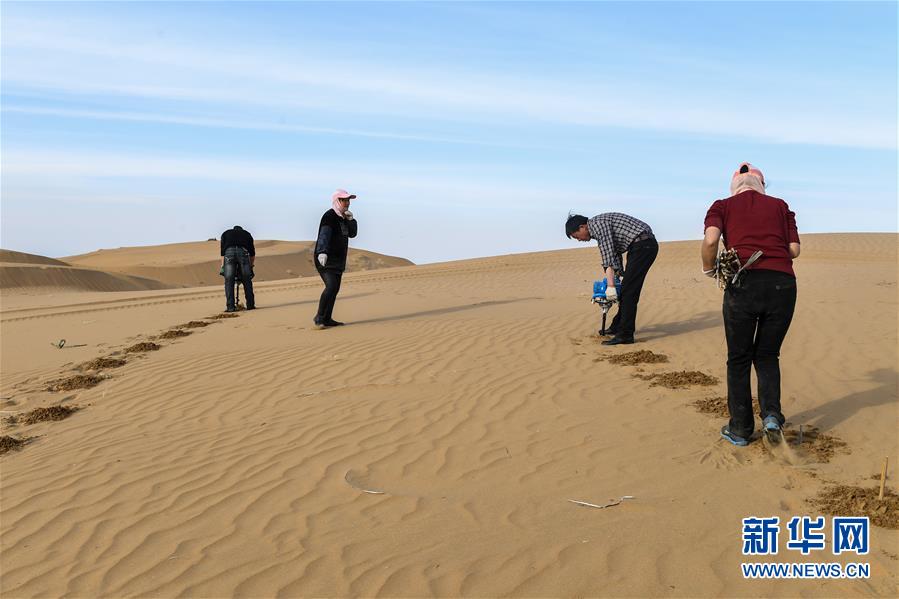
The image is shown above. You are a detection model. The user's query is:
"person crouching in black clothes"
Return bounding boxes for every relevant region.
[313,189,358,328]
[221,225,256,312]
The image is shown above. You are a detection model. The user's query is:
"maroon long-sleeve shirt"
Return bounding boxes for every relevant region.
[704,190,800,277]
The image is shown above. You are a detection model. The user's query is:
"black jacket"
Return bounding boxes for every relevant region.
[314,209,357,271]
[221,226,255,256]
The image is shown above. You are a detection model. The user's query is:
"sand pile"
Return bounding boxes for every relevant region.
[693,396,729,417]
[125,342,161,353]
[602,350,669,365]
[637,370,718,388]
[811,485,899,529]
[80,357,126,370]
[46,374,103,392]
[158,329,191,339]
[0,436,29,455]
[5,405,80,426]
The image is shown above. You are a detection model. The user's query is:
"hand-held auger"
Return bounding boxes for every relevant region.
[591,278,621,335]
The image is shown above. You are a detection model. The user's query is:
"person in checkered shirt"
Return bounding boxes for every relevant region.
[566,212,658,345]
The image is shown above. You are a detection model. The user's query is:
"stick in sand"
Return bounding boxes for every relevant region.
[878,457,888,501]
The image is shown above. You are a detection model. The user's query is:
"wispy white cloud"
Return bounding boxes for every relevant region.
[0,148,549,202]
[0,105,539,149]
[2,14,895,150]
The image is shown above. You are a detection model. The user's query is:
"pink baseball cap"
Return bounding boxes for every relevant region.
[732,162,765,185]
[332,189,356,201]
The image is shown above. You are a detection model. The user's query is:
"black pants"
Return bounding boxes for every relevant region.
[223,247,255,310]
[609,238,659,338]
[723,270,797,438]
[315,268,343,323]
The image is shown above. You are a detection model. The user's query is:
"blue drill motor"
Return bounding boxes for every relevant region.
[591,278,621,335]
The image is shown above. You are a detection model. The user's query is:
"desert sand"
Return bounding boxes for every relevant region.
[1,233,897,597]
[64,240,413,288]
[1,242,411,296]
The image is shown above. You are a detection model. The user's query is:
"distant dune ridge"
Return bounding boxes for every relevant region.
[0,250,171,294]
[0,241,413,293]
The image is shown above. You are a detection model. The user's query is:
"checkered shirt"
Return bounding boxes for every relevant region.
[587,213,653,273]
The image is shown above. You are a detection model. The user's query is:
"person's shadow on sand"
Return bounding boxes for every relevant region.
[351,297,541,325]
[639,310,721,340]
[262,291,379,310]
[787,368,898,431]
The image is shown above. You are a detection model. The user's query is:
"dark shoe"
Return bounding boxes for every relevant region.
[763,415,783,444]
[602,336,634,346]
[313,317,326,329]
[246,305,256,310]
[721,425,750,447]
[226,307,236,313]
[325,319,345,327]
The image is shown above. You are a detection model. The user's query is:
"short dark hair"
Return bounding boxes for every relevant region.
[565,214,588,238]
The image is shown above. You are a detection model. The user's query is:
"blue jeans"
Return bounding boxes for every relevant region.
[224,247,255,310]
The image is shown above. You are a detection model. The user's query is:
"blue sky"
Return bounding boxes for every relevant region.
[1,1,896,264]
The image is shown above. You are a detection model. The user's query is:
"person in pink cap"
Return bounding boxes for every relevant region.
[701,163,801,447]
[313,189,358,328]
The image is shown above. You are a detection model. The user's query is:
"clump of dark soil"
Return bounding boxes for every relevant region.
[80,357,126,370]
[810,485,899,529]
[0,436,30,455]
[745,424,849,463]
[693,396,729,417]
[208,313,239,319]
[784,426,848,462]
[125,342,161,353]
[6,405,80,425]
[600,350,669,366]
[46,374,103,392]
[158,329,191,339]
[179,320,215,328]
[636,370,719,388]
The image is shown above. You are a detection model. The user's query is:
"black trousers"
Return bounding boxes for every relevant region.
[315,268,343,323]
[723,269,797,438]
[609,238,659,338]
[223,247,255,310]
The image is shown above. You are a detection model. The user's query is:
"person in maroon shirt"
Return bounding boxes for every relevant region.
[701,163,801,447]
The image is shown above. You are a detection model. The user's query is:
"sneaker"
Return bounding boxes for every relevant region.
[325,319,345,327]
[601,336,634,346]
[763,416,783,444]
[720,425,750,446]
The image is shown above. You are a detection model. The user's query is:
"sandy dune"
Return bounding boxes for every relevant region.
[1,250,173,295]
[65,240,414,287]
[1,233,897,597]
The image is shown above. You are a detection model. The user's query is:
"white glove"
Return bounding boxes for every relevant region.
[703,268,716,278]
[344,210,353,220]
[605,285,618,302]
[317,254,328,267]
